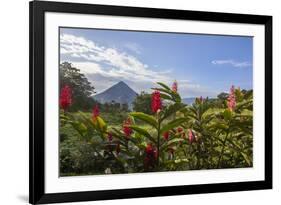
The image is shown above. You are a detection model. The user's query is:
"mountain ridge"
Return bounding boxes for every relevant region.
[93,81,138,108]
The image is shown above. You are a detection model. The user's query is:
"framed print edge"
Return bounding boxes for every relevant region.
[30,1,45,204]
[29,1,272,204]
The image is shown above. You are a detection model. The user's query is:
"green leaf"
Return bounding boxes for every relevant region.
[161,138,184,150]
[236,99,253,110]
[96,116,107,132]
[223,109,232,120]
[129,125,156,144]
[69,121,87,137]
[129,112,157,128]
[237,109,253,117]
[157,82,172,91]
[160,118,187,135]
[152,87,181,102]
[202,108,224,119]
[160,93,173,101]
[241,152,252,166]
[161,103,186,121]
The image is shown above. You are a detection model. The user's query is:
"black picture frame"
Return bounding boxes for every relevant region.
[29,1,272,204]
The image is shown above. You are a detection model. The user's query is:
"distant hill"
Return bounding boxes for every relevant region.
[93,81,138,108]
[182,97,196,105]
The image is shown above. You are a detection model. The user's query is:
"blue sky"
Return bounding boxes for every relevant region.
[60,27,253,98]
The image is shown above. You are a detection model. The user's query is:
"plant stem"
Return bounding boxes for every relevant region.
[157,119,160,169]
[217,132,229,168]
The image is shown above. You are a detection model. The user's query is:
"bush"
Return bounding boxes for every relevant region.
[59,82,253,176]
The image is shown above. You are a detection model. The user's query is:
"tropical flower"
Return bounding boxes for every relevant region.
[107,132,113,142]
[92,105,99,122]
[177,127,186,139]
[122,117,133,138]
[59,85,72,110]
[227,85,236,111]
[177,127,183,133]
[151,90,162,113]
[163,131,169,141]
[188,129,196,143]
[172,80,178,92]
[144,144,158,169]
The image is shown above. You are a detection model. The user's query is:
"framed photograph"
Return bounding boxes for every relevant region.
[29,1,272,204]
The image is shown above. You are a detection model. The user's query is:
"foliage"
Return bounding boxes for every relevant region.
[60,62,96,111]
[59,81,253,175]
[132,91,153,115]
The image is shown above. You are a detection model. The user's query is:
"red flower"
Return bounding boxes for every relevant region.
[163,131,169,141]
[151,90,162,113]
[188,129,196,144]
[144,144,158,169]
[92,105,99,121]
[177,127,183,133]
[59,85,72,110]
[227,85,236,111]
[123,117,133,138]
[107,132,113,142]
[172,80,178,92]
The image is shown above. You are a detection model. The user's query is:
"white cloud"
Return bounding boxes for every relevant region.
[60,33,217,97]
[124,42,142,54]
[60,34,171,83]
[211,59,251,68]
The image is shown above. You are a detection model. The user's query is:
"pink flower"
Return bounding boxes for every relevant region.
[59,85,72,110]
[188,129,196,144]
[227,85,236,111]
[163,131,169,141]
[172,80,178,92]
[122,118,133,138]
[92,105,99,121]
[151,90,162,113]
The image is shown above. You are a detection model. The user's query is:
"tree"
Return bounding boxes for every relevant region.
[59,62,96,111]
[217,92,229,101]
[132,91,153,114]
[121,103,129,112]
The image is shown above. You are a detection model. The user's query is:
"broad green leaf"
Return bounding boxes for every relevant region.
[160,118,187,135]
[157,82,172,91]
[236,99,253,110]
[223,109,232,120]
[152,87,181,102]
[96,116,107,132]
[69,121,87,137]
[161,103,186,122]
[241,152,252,166]
[202,108,224,119]
[161,138,184,150]
[129,112,157,128]
[160,93,173,101]
[129,125,156,144]
[238,109,253,117]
